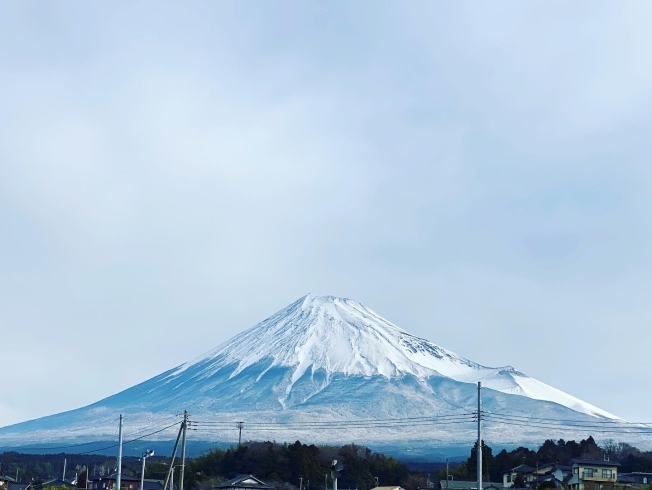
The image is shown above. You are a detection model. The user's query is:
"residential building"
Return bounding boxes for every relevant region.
[503,465,537,488]
[141,480,164,490]
[0,477,14,490]
[8,483,30,490]
[567,459,620,490]
[35,479,77,490]
[214,476,271,490]
[503,463,573,490]
[91,474,139,490]
[618,473,652,486]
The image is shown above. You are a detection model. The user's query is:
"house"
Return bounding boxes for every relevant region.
[35,479,77,490]
[370,486,405,490]
[549,466,572,483]
[618,473,652,486]
[0,477,15,490]
[503,463,574,489]
[91,474,140,490]
[141,480,164,490]
[503,465,537,487]
[8,484,31,490]
[214,476,272,490]
[567,459,620,490]
[533,464,572,489]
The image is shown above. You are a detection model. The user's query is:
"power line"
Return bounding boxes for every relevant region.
[75,421,182,455]
[484,411,652,426]
[190,412,476,426]
[483,412,652,429]
[482,415,652,434]
[190,419,476,432]
[6,416,183,452]
[190,417,475,429]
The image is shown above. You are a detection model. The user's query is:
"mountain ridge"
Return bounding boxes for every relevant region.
[163,293,619,419]
[1,293,635,450]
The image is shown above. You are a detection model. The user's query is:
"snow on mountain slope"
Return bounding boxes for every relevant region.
[166,294,620,420]
[0,294,630,450]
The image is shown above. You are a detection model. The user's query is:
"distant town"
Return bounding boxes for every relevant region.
[1,436,651,490]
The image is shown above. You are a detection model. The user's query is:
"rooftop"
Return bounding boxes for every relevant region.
[439,481,504,490]
[217,476,271,490]
[503,465,536,474]
[570,459,621,467]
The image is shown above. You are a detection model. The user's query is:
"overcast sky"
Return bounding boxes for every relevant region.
[1,2,651,429]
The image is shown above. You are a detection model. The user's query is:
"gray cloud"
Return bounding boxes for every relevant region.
[0,1,650,427]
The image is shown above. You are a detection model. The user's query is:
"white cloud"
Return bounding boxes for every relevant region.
[0,0,650,427]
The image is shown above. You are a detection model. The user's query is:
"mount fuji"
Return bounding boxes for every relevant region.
[0,294,644,452]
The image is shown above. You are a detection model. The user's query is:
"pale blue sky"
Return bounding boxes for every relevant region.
[1,2,651,427]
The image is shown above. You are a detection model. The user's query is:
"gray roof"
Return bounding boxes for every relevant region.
[38,479,76,489]
[142,480,163,490]
[439,481,504,490]
[571,459,621,467]
[534,476,561,483]
[503,465,536,474]
[217,476,271,490]
[617,475,637,483]
[9,484,30,490]
[93,473,139,482]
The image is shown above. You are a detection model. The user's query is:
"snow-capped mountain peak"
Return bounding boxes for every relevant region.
[167,294,620,420]
[1,294,629,452]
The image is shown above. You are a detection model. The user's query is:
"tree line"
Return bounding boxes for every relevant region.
[438,437,652,484]
[3,436,652,490]
[173,442,411,490]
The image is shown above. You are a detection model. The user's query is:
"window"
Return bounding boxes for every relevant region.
[601,470,612,479]
[583,469,594,478]
[643,478,648,484]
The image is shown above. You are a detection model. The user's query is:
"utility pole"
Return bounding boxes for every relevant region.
[63,459,67,481]
[446,459,449,490]
[300,477,303,490]
[180,411,188,490]
[324,474,327,490]
[170,466,174,490]
[140,451,154,490]
[163,421,184,490]
[236,422,244,446]
[477,382,482,490]
[117,415,124,490]
[86,467,90,489]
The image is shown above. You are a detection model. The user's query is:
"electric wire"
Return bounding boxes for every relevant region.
[8,417,183,452]
[484,411,652,426]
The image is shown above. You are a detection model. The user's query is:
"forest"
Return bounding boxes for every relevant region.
[439,437,652,484]
[2,436,652,490]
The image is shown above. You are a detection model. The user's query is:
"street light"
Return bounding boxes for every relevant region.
[140,450,155,490]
